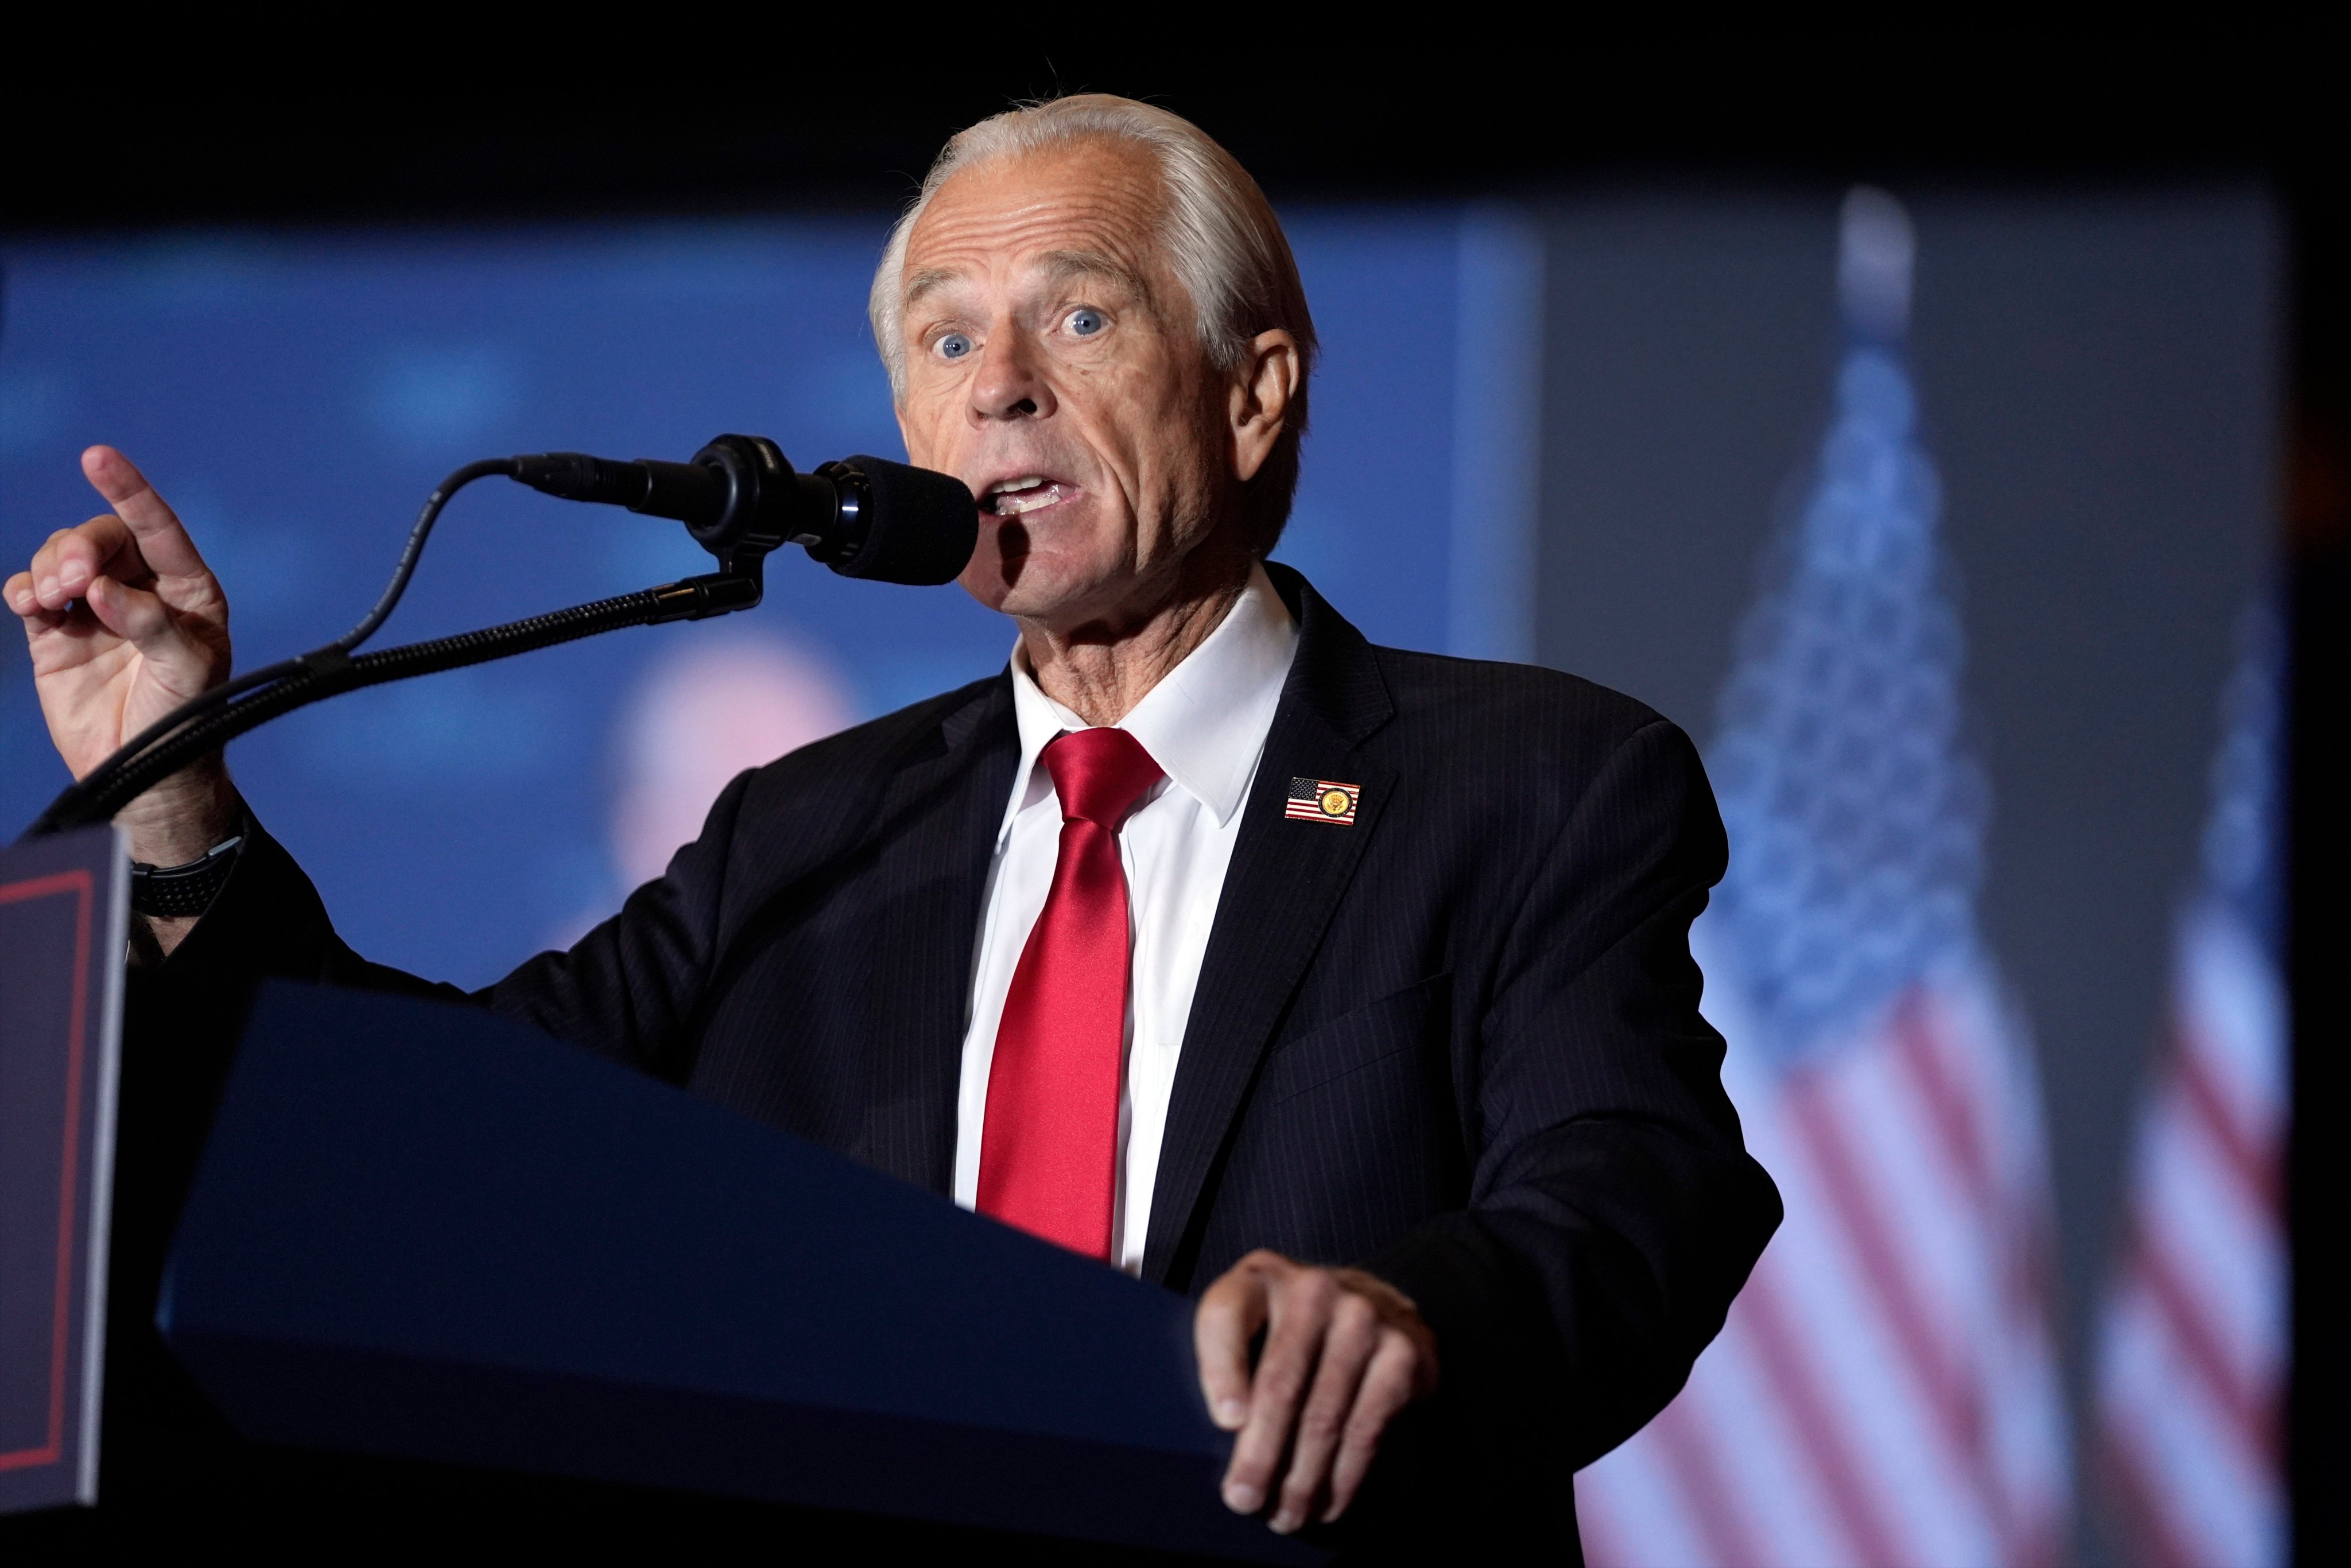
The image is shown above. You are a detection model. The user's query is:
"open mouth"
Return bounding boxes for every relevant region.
[984,476,1074,517]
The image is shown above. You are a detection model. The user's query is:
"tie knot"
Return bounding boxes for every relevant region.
[1041,728,1163,829]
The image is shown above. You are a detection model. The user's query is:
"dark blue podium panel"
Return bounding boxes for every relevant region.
[162,983,1316,1562]
[0,826,127,1516]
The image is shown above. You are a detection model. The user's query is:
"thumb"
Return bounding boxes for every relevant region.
[83,573,227,715]
[85,572,191,655]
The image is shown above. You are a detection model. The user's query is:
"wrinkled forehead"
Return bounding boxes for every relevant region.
[900,139,1175,315]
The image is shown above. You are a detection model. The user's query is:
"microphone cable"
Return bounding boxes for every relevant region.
[21,459,756,839]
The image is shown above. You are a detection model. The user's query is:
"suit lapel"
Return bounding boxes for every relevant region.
[854,678,1017,1194]
[1142,570,1396,1284]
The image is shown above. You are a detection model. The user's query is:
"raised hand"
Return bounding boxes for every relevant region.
[6,445,239,868]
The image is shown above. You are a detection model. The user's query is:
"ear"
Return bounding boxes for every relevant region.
[1227,329,1302,483]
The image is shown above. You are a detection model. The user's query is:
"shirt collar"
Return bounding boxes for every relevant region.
[1002,560,1299,838]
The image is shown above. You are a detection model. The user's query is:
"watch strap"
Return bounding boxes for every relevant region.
[131,834,246,920]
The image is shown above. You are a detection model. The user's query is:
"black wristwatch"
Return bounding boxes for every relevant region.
[130,835,245,919]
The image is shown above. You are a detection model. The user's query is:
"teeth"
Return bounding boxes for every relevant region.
[988,476,1045,495]
[994,484,1064,517]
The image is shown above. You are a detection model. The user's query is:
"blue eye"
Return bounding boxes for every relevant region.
[936,332,973,361]
[1068,308,1105,337]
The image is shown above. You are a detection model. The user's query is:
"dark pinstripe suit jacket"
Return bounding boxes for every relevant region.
[161,564,1780,1558]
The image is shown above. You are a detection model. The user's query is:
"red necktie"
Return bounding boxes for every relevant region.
[977,727,1164,1258]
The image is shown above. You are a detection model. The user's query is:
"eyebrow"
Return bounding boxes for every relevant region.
[903,266,967,311]
[899,250,1151,313]
[1033,250,1149,297]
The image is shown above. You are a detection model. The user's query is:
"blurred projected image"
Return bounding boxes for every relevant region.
[546,628,860,950]
[1574,189,2070,1568]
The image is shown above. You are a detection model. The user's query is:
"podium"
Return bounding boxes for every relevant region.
[158,982,1314,1562]
[0,826,126,1517]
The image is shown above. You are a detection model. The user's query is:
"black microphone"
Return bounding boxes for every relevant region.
[512,433,977,587]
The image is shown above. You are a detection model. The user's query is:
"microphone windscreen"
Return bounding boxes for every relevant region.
[831,457,978,586]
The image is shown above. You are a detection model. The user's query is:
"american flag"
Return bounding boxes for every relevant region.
[2093,608,2284,1568]
[1286,778,1360,825]
[1573,189,2072,1568]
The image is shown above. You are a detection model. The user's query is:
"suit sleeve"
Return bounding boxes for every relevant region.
[155,769,761,1081]
[1361,717,1783,1475]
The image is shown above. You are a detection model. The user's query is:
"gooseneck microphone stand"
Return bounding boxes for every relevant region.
[20,434,975,841]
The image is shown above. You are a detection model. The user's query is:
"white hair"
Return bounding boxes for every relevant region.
[868,95,1317,549]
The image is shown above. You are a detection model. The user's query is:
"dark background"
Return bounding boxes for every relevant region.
[6,32,2342,1566]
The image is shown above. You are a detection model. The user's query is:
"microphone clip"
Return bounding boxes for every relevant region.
[511,434,879,585]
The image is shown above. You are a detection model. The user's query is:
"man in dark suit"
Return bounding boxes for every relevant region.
[9,96,1779,1559]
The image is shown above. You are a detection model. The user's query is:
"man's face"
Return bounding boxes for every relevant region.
[893,139,1241,631]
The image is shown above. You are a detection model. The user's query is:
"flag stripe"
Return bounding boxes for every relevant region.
[1892,995,1995,1214]
[2141,1076,2283,1394]
[2132,1217,2278,1465]
[2175,1023,2280,1211]
[2104,1279,2283,1566]
[2100,1425,2202,1568]
[1890,1000,2050,1561]
[1577,1420,1708,1566]
[1650,1396,1776,1568]
[2096,912,2286,1567]
[1736,1267,1911,1568]
[1786,1080,1993,1508]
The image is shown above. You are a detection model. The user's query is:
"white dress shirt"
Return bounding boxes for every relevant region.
[952,562,1300,1274]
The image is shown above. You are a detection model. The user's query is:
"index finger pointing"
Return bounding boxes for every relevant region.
[81,445,209,580]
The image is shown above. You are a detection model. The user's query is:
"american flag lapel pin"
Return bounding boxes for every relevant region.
[1286,777,1360,826]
